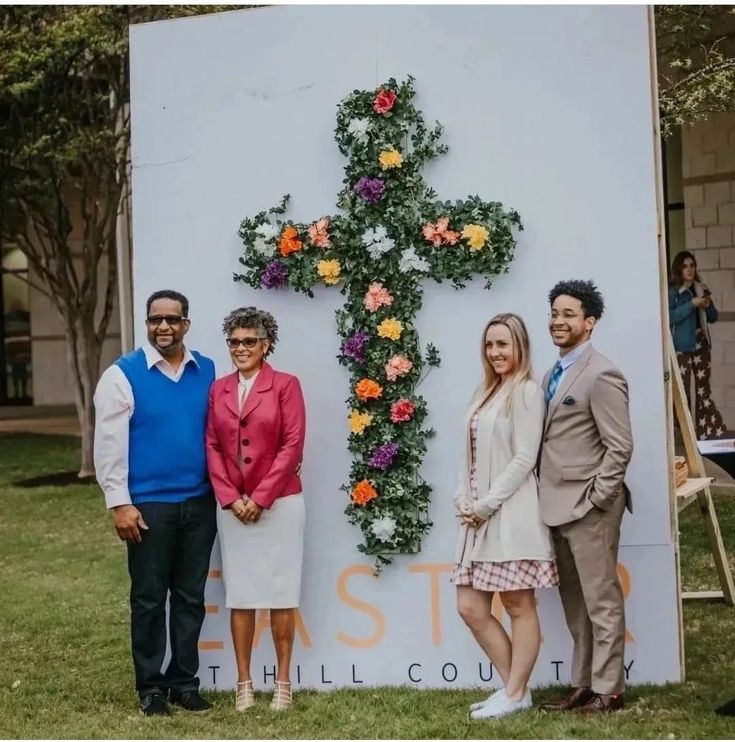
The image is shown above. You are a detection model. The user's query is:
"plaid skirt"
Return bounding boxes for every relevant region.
[451,559,559,592]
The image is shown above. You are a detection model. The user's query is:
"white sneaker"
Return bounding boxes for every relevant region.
[471,688,533,720]
[469,688,505,712]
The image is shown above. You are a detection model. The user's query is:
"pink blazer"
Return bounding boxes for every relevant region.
[206,362,305,510]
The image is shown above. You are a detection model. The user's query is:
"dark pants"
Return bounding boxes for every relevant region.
[126,494,217,699]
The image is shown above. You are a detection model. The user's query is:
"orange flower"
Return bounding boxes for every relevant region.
[279,225,303,257]
[352,479,378,506]
[355,378,383,401]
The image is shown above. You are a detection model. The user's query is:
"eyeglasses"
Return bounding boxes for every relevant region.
[146,315,186,326]
[226,337,266,349]
[549,311,583,320]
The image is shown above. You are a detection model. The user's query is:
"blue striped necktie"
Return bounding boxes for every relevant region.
[546,360,564,403]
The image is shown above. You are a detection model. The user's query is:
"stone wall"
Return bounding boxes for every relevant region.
[682,112,735,429]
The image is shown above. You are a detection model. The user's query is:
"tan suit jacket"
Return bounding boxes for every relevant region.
[538,345,633,527]
[538,343,633,694]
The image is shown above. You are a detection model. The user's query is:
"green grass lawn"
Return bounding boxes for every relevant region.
[1,433,735,738]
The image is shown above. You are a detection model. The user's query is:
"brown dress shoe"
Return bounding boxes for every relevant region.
[539,687,595,711]
[577,692,624,714]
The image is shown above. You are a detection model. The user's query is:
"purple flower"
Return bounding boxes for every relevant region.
[261,260,288,289]
[341,331,370,363]
[368,442,399,471]
[354,177,386,205]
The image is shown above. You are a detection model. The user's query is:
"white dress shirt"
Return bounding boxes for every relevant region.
[93,343,200,510]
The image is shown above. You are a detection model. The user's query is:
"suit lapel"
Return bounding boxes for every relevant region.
[544,345,595,432]
[240,362,274,420]
[223,371,240,418]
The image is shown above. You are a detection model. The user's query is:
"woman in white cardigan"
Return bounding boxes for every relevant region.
[452,313,558,720]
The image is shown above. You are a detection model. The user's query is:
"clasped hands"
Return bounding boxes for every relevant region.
[458,500,486,529]
[230,461,302,525]
[231,496,262,524]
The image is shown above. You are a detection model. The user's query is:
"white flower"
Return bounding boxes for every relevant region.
[347,117,371,145]
[255,222,279,242]
[252,237,276,257]
[370,515,397,542]
[362,226,395,260]
[399,247,431,273]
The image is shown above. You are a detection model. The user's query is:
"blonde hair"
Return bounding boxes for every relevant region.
[480,312,533,412]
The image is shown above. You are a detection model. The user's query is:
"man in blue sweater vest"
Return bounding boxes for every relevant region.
[94,289,217,716]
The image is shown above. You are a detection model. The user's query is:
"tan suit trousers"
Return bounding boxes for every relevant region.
[551,493,626,695]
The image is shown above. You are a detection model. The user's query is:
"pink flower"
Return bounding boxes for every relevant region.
[390,399,416,423]
[363,282,394,312]
[422,223,442,246]
[308,217,331,248]
[422,217,460,246]
[385,354,413,382]
[373,89,397,115]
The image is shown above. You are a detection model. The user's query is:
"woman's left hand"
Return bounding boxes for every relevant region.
[462,512,486,528]
[242,499,263,523]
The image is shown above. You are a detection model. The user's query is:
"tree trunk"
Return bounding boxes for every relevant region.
[64,314,102,478]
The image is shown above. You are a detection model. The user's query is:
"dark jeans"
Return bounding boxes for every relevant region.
[126,494,217,699]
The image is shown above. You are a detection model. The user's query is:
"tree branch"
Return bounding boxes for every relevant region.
[663,57,735,94]
[5,269,55,301]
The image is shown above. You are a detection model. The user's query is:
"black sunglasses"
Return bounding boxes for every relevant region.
[226,337,266,349]
[146,314,186,326]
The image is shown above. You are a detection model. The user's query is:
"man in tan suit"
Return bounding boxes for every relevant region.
[538,279,633,714]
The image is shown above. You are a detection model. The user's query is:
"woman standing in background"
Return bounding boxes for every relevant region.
[669,250,727,439]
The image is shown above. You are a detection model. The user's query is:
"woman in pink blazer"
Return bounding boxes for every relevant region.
[206,306,306,712]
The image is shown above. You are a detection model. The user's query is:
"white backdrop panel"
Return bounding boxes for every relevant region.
[129,5,681,688]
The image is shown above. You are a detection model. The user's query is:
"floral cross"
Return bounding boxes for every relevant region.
[236,76,521,570]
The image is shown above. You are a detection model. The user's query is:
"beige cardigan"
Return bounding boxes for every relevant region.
[453,379,555,566]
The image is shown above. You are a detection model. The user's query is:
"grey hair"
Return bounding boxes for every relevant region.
[222,306,279,356]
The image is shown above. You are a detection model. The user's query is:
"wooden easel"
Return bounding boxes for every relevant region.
[670,335,735,605]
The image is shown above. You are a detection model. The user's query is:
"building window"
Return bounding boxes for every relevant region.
[1,245,32,404]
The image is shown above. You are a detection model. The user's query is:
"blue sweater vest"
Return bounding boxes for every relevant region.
[116,348,215,505]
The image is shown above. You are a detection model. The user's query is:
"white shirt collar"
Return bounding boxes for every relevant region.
[238,369,260,387]
[559,340,591,371]
[142,342,198,370]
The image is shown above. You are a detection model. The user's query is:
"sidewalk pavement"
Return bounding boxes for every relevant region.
[0,405,80,436]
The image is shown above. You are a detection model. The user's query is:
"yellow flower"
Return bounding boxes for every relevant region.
[377,317,404,341]
[461,223,489,251]
[348,409,374,435]
[317,259,341,285]
[378,148,403,170]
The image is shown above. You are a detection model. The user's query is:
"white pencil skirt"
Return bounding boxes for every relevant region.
[216,493,305,609]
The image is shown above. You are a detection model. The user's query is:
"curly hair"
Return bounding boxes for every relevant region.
[221,306,279,356]
[548,279,605,320]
